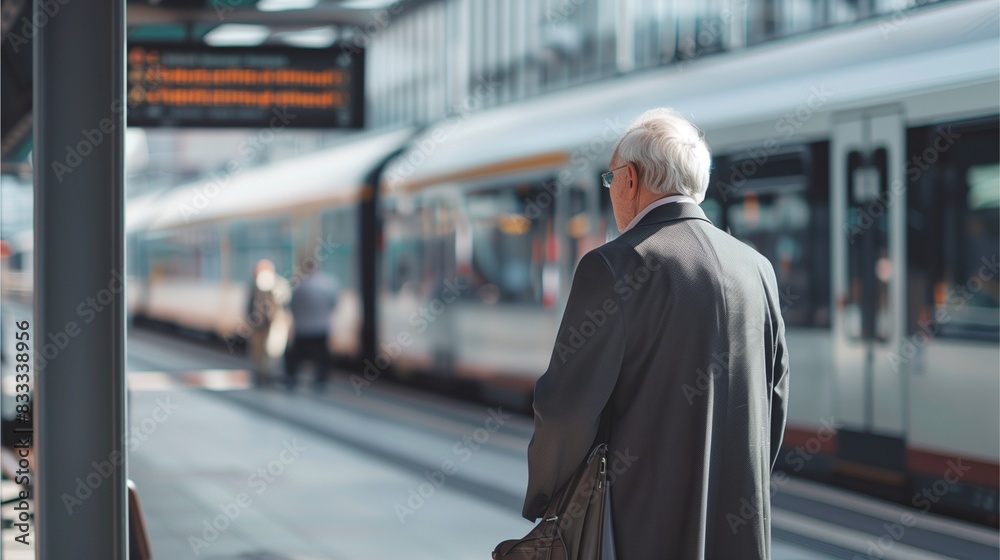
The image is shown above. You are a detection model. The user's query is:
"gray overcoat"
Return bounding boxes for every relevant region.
[523,201,790,559]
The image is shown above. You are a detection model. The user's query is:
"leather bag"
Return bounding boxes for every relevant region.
[493,443,616,560]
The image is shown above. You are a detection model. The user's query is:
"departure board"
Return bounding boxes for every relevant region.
[126,44,364,129]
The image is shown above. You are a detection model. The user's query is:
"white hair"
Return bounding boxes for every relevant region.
[614,108,712,202]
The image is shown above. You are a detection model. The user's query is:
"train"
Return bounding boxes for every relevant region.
[89,0,1000,526]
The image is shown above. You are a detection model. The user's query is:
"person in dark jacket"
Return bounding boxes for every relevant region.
[284,264,337,389]
[522,108,790,559]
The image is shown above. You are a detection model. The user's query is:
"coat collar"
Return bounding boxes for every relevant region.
[632,200,713,229]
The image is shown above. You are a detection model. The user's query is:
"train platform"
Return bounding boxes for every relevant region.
[2,318,999,558]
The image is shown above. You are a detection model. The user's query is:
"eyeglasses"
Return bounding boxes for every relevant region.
[601,164,629,189]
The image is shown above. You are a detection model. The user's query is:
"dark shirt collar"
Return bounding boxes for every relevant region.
[632,199,713,229]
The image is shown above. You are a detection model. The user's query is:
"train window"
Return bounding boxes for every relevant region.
[201,228,221,281]
[230,219,293,282]
[321,207,358,292]
[380,198,425,294]
[145,226,221,281]
[706,144,831,329]
[692,0,725,57]
[908,118,1000,342]
[381,193,460,298]
[466,183,554,304]
[422,197,459,295]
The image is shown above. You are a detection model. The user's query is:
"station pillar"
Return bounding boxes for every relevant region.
[33,0,127,556]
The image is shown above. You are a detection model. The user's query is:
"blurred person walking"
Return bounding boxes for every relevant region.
[521,109,790,559]
[246,258,290,386]
[284,262,338,390]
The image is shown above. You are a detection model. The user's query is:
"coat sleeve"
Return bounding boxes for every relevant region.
[764,261,790,470]
[522,250,625,520]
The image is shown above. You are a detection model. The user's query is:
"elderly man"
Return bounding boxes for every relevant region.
[522,108,789,558]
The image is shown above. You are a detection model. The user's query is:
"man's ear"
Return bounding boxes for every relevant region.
[626,162,640,199]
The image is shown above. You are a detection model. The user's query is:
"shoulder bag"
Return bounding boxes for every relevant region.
[492,435,616,559]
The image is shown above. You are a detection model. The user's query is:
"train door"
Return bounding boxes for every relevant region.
[831,107,908,479]
[905,117,999,504]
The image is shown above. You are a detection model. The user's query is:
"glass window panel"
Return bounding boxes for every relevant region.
[466,183,555,304]
[321,207,358,292]
[908,119,999,342]
[146,226,220,281]
[381,197,425,294]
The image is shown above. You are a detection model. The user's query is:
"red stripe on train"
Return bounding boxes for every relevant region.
[907,448,1000,489]
[782,425,838,455]
[781,425,999,489]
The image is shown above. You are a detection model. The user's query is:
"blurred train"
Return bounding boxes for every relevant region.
[118,0,997,525]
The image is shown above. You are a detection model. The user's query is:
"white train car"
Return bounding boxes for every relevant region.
[378,0,999,523]
[129,127,415,360]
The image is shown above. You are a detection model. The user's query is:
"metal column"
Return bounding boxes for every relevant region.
[33,0,127,554]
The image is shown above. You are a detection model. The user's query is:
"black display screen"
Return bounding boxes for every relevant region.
[126,43,364,129]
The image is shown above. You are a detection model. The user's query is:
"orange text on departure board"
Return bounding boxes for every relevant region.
[143,88,347,109]
[143,67,347,88]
